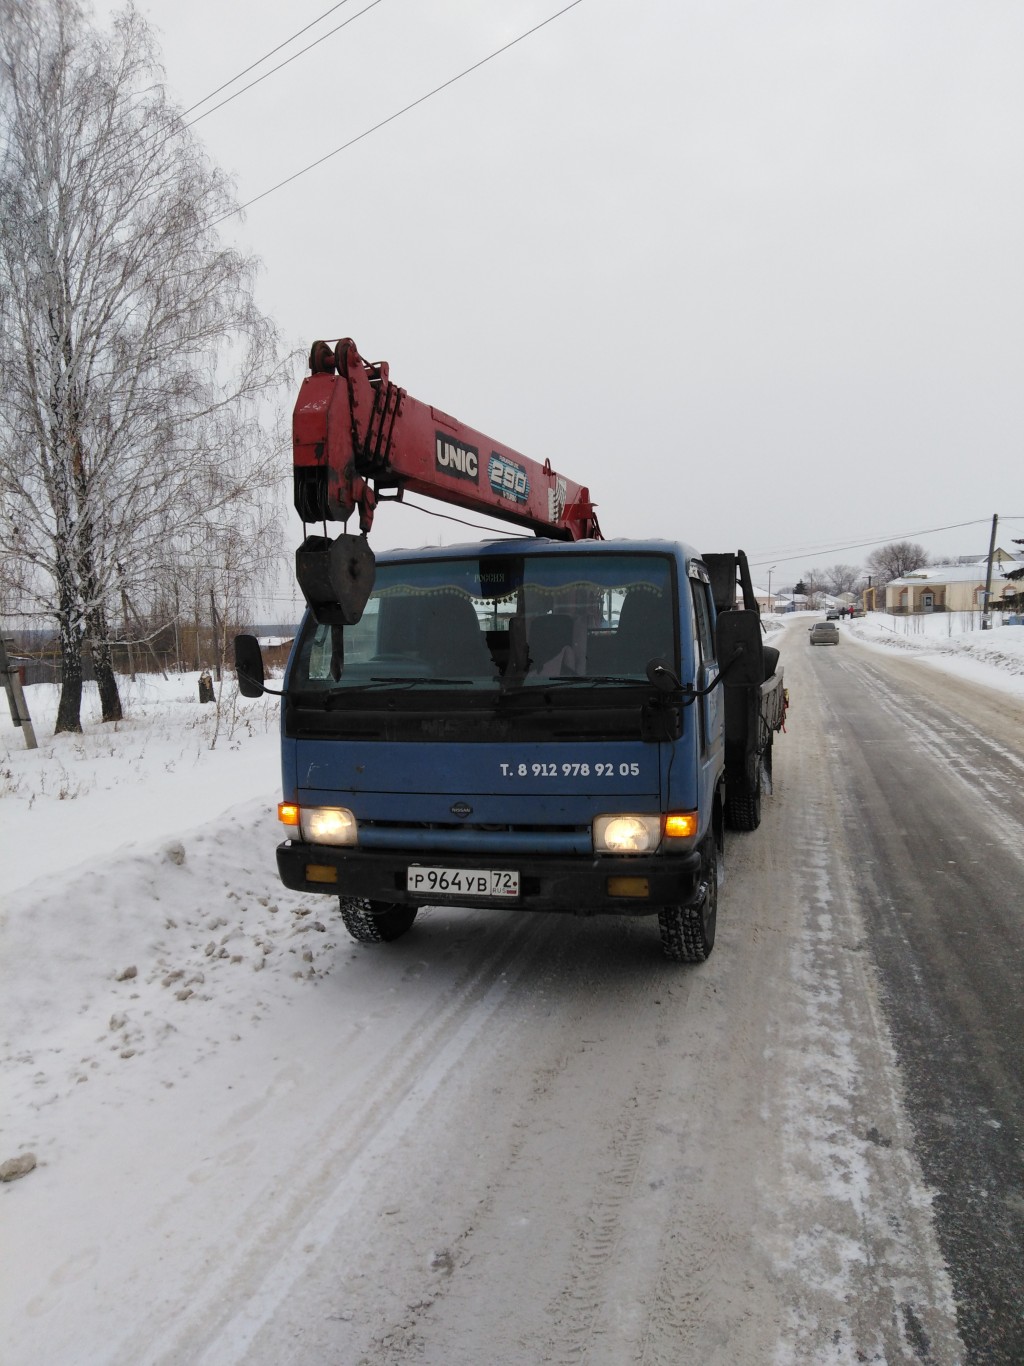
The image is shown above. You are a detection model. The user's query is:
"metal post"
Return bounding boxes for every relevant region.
[209,588,222,681]
[1,635,38,750]
[120,580,136,680]
[173,582,182,674]
[982,513,998,630]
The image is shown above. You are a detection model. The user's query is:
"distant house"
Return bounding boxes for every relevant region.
[255,630,298,672]
[756,588,808,613]
[884,549,1022,614]
[770,592,815,614]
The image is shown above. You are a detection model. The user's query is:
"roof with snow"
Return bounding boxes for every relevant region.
[889,559,1019,588]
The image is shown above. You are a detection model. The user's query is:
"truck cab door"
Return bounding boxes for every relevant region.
[688,574,723,800]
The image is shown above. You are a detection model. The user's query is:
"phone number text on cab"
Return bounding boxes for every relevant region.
[499,761,641,778]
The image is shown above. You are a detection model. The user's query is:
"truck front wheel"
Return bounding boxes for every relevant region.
[338,897,418,944]
[657,839,718,963]
[725,757,762,832]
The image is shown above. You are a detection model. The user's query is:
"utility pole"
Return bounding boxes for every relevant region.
[982,513,998,630]
[173,582,182,674]
[119,576,136,680]
[209,588,222,681]
[1,635,38,750]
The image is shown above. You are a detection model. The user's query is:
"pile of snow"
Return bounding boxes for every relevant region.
[767,608,1024,695]
[2,673,283,891]
[848,611,1024,696]
[1,674,339,1201]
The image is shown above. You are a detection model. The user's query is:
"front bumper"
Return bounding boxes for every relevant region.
[277,842,703,916]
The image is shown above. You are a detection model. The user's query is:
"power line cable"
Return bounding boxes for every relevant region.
[747,517,1016,569]
[185,1,383,128]
[70,1,379,184]
[181,0,361,118]
[212,0,586,225]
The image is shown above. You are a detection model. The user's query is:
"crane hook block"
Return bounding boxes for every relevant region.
[296,532,376,626]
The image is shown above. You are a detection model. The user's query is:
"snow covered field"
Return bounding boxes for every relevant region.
[2,615,1021,1363]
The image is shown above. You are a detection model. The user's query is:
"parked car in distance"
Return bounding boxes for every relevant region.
[809,622,840,646]
[825,609,841,620]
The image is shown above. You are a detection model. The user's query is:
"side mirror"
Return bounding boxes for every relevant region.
[646,658,682,693]
[233,634,266,698]
[715,610,764,687]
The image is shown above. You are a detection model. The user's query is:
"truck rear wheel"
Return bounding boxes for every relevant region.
[658,839,718,963]
[338,897,418,944]
[725,757,762,831]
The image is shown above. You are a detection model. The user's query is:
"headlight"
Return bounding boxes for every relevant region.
[300,806,358,846]
[593,814,661,854]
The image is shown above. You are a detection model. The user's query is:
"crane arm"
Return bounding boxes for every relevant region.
[292,338,602,624]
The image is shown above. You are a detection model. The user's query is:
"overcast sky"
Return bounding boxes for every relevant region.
[97,0,1023,596]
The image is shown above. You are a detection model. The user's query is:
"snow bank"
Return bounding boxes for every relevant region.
[848,611,1024,696]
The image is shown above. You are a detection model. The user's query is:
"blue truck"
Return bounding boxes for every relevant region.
[235,340,786,962]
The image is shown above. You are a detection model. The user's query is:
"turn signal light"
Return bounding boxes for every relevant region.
[664,812,698,838]
[278,802,300,827]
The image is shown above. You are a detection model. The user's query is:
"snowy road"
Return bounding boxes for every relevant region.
[810,628,1024,1365]
[5,625,1023,1362]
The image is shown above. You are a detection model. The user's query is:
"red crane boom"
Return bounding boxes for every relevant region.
[292,339,602,624]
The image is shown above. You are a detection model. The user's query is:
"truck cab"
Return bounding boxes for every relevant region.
[272,536,727,959]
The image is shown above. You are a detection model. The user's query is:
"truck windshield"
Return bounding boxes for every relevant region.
[290,551,677,692]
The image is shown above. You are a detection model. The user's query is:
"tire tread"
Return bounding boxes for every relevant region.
[338,897,417,944]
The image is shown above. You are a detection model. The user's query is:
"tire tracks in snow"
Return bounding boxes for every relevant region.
[833,651,1024,840]
[768,633,965,1362]
[114,914,546,1365]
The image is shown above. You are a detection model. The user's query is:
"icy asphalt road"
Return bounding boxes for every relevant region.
[8,623,1024,1362]
[809,626,1024,1365]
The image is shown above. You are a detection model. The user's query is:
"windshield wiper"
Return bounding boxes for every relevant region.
[290,676,477,708]
[368,675,476,686]
[528,674,643,687]
[497,674,644,698]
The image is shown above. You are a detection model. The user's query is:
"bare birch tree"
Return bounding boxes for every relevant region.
[0,0,289,733]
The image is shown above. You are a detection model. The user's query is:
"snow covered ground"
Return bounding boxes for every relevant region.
[844,608,1024,697]
[1,669,319,1159]
[2,615,1021,1362]
[1,673,338,1364]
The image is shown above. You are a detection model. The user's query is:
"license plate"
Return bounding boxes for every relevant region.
[406,866,520,898]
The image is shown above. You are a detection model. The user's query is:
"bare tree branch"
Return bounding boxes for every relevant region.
[864,541,930,587]
[0,0,291,731]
